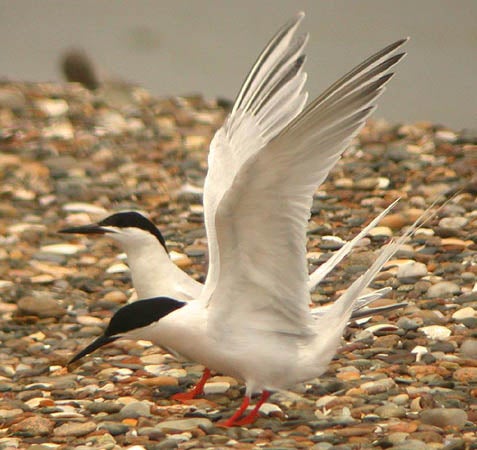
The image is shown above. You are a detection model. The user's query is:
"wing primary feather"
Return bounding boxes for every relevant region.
[250,50,307,117]
[291,73,394,141]
[281,41,407,137]
[232,12,305,116]
[301,38,408,116]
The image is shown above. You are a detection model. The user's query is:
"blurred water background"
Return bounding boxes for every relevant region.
[1,0,475,129]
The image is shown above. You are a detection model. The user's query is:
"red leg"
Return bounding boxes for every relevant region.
[216,396,250,427]
[234,390,270,426]
[171,368,211,401]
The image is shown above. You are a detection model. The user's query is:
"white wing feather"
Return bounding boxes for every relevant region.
[204,41,407,336]
[200,12,407,336]
[202,13,309,299]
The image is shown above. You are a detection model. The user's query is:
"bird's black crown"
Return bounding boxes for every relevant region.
[99,211,167,251]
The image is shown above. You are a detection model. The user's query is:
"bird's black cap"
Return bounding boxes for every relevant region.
[69,297,185,364]
[60,211,167,251]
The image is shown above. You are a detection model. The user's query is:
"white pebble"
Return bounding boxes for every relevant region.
[36,98,69,116]
[43,120,74,140]
[368,226,393,237]
[203,381,230,395]
[439,217,468,229]
[63,202,108,214]
[259,402,283,416]
[452,307,476,321]
[106,263,130,274]
[40,243,85,255]
[397,261,427,279]
[411,345,428,362]
[420,325,451,340]
[76,315,103,325]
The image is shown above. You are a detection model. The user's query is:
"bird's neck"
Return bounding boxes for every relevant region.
[121,237,178,299]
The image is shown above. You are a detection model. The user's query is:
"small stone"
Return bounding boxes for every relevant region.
[438,216,468,229]
[335,178,353,189]
[43,120,74,139]
[360,378,396,394]
[9,416,54,436]
[411,345,429,362]
[36,98,69,116]
[63,202,108,214]
[320,235,345,250]
[419,325,451,340]
[77,315,103,325]
[169,251,193,268]
[453,367,477,383]
[397,261,427,279]
[392,439,429,450]
[397,317,422,330]
[452,307,476,321]
[460,339,477,358]
[155,418,213,432]
[106,263,129,274]
[54,421,97,437]
[103,290,128,303]
[17,296,66,318]
[140,376,178,386]
[203,381,230,395]
[427,281,460,298]
[40,243,85,255]
[86,401,123,414]
[98,421,130,435]
[420,408,468,430]
[259,402,283,416]
[368,226,393,238]
[1,409,24,419]
[375,403,406,419]
[119,401,151,418]
[355,177,380,190]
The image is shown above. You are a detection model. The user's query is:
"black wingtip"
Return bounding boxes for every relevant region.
[68,335,118,365]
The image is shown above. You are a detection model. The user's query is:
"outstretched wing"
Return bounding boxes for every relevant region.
[202,12,309,298]
[205,32,407,336]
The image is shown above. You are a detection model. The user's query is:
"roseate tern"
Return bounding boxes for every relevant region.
[69,12,412,426]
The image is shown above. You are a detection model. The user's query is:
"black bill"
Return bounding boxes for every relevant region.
[59,224,110,235]
[69,335,119,364]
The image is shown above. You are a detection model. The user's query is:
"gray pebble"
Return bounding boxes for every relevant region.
[119,401,151,418]
[155,439,179,449]
[53,420,97,437]
[460,339,477,358]
[391,439,429,450]
[397,261,427,279]
[443,438,466,450]
[420,408,468,430]
[438,217,468,229]
[427,281,461,298]
[397,317,421,330]
[461,317,477,329]
[311,444,333,450]
[86,401,123,414]
[154,418,213,432]
[97,421,129,435]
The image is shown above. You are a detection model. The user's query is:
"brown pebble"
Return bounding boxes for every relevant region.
[453,367,477,383]
[9,415,54,436]
[139,376,178,386]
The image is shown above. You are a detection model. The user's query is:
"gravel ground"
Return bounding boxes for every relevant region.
[0,81,476,449]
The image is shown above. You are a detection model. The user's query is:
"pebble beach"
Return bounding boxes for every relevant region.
[0,81,476,449]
